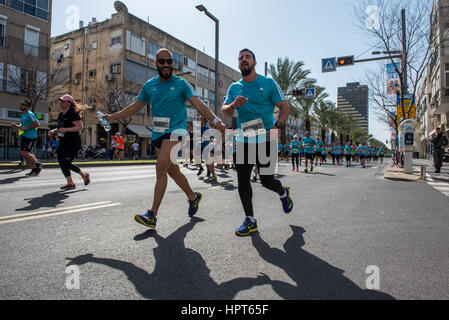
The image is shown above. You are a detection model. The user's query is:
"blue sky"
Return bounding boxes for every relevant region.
[51,0,391,144]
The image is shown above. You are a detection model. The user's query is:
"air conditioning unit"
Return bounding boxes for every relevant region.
[73,79,80,85]
[105,74,115,82]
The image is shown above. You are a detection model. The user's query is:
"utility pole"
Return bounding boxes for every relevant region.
[400,8,414,174]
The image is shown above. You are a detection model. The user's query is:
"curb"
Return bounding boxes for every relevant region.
[0,160,159,170]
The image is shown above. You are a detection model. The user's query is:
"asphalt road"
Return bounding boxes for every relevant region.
[1,160,448,300]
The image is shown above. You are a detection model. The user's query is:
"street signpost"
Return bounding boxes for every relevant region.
[322,57,337,73]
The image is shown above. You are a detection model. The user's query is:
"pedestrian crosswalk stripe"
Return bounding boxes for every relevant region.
[0,202,120,225]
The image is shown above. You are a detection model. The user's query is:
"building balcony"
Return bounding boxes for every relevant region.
[1,36,49,60]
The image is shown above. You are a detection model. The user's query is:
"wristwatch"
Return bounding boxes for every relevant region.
[274,121,285,129]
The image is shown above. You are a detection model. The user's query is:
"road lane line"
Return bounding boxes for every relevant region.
[0,203,120,225]
[0,202,112,221]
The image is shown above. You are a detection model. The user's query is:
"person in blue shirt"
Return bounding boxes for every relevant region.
[321,145,328,165]
[222,48,293,236]
[302,131,315,173]
[315,137,324,166]
[10,99,42,176]
[290,135,301,172]
[330,143,337,165]
[379,147,385,163]
[344,142,353,167]
[283,143,290,160]
[104,48,226,230]
[335,144,342,166]
[357,142,368,168]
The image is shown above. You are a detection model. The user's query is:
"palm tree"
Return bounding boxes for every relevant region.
[296,84,328,132]
[313,100,335,142]
[269,57,312,142]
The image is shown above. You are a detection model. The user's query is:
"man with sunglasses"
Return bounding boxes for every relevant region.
[102,48,226,230]
[10,99,42,176]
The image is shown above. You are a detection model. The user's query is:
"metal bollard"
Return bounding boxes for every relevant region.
[420,166,426,180]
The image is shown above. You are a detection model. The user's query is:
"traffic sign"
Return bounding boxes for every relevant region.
[305,88,316,98]
[322,57,337,73]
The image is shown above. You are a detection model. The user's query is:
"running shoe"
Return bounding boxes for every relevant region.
[197,167,204,176]
[82,172,90,186]
[60,184,76,191]
[280,186,293,214]
[251,176,258,183]
[292,167,295,172]
[296,168,299,172]
[34,163,42,176]
[310,167,314,172]
[235,217,258,236]
[26,169,36,176]
[134,210,157,229]
[304,168,308,173]
[188,192,202,217]
[207,175,217,182]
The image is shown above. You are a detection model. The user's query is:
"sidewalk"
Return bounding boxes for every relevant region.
[0,158,159,169]
[383,158,448,182]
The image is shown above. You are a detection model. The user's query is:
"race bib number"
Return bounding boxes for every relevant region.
[241,118,265,137]
[153,117,170,133]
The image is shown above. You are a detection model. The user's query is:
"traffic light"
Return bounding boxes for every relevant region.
[337,56,355,67]
[292,89,303,96]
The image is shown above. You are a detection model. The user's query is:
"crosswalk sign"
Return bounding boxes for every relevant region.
[305,88,316,98]
[322,57,337,73]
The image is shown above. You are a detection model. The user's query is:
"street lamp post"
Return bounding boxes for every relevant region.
[195,5,219,116]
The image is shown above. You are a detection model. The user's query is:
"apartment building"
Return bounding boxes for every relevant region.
[0,0,52,159]
[415,0,449,158]
[49,3,240,158]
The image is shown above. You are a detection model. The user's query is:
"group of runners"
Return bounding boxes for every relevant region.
[17,47,397,237]
[280,137,386,172]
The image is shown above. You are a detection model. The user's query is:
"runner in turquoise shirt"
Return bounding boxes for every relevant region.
[302,131,315,172]
[105,48,226,231]
[224,73,285,144]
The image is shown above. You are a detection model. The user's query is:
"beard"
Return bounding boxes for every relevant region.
[157,66,173,80]
[240,64,254,77]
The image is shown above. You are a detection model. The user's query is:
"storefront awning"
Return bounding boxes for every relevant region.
[127,124,152,138]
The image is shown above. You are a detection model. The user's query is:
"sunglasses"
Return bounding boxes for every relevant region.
[157,58,174,65]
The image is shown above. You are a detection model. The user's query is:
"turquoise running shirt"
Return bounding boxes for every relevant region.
[302,137,315,154]
[224,74,285,143]
[138,75,197,140]
[20,111,38,139]
[290,140,301,154]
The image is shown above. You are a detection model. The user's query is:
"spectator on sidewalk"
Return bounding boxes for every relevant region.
[432,127,448,173]
[114,132,125,160]
[132,141,140,160]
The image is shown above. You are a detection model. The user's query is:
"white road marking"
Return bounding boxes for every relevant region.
[0,202,121,225]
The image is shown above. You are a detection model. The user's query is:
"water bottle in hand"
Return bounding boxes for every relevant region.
[97,111,111,132]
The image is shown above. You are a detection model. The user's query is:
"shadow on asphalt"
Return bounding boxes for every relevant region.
[16,189,87,212]
[251,226,395,300]
[0,169,26,175]
[66,217,271,299]
[0,174,32,185]
[65,220,396,300]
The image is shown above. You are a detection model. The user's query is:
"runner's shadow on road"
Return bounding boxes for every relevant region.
[0,175,32,185]
[0,169,24,175]
[251,226,395,300]
[67,217,271,299]
[312,172,336,177]
[16,189,87,212]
